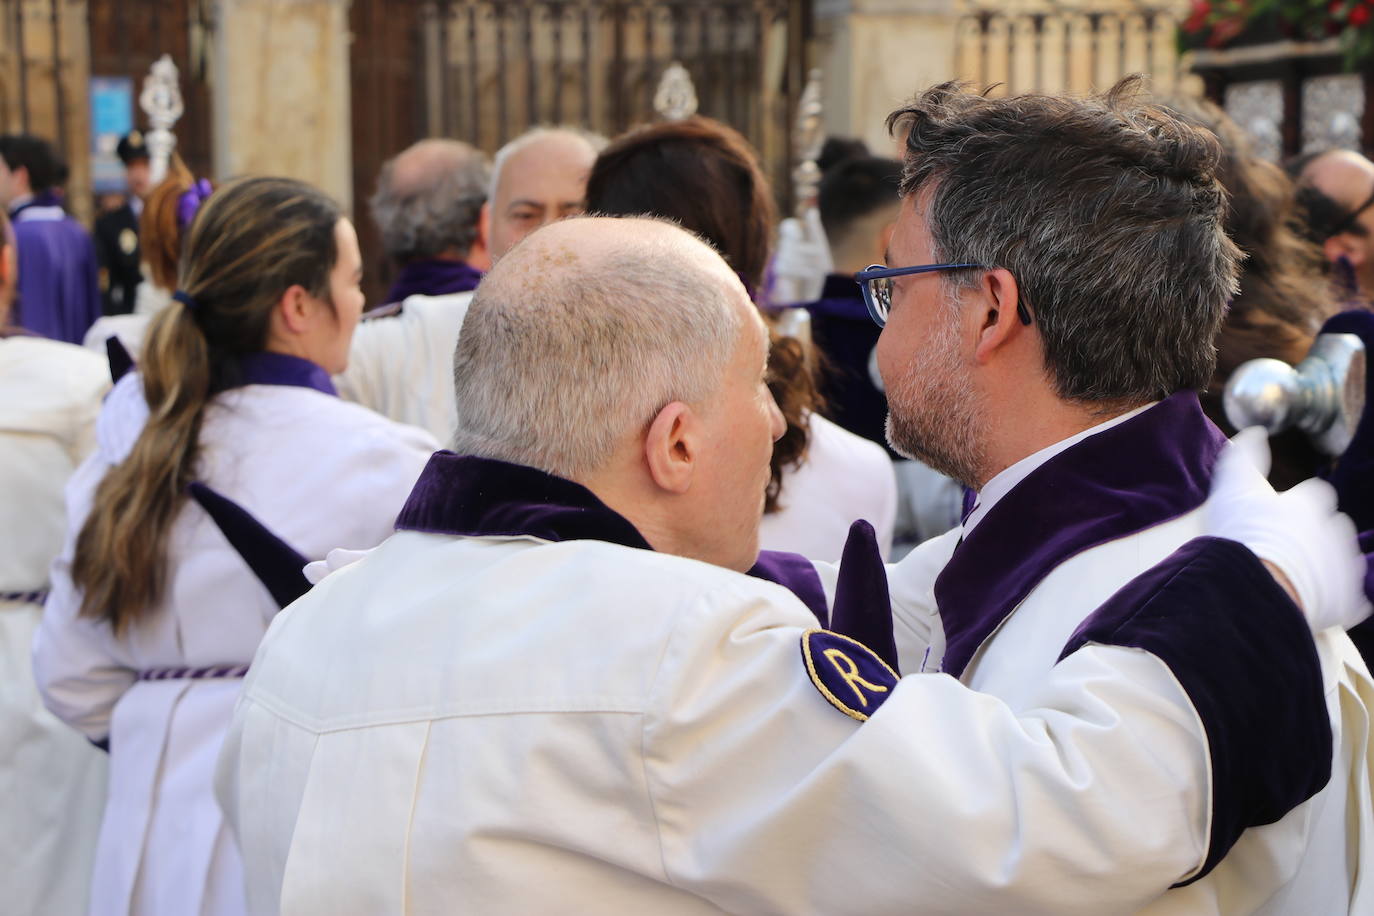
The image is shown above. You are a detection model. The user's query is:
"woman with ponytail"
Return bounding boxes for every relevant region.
[586,117,898,561]
[34,176,437,915]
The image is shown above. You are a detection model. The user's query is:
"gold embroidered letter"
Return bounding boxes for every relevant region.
[822,648,890,708]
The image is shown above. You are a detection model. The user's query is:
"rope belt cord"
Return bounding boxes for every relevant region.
[138,664,250,681]
[0,590,48,605]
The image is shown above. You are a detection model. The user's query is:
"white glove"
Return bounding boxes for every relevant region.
[770,208,834,306]
[1205,426,1371,632]
[303,546,374,585]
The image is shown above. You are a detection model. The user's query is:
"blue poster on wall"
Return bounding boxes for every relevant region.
[89,76,134,193]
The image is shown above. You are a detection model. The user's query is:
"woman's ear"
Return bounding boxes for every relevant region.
[643,401,696,495]
[275,284,312,335]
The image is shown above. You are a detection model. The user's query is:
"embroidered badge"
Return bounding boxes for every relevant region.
[801,629,899,721]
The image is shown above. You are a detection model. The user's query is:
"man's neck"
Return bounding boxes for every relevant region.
[978,400,1130,489]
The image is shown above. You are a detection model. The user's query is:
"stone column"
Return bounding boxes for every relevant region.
[815,0,960,155]
[211,0,353,210]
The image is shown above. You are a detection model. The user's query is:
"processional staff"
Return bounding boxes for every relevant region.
[140,54,185,186]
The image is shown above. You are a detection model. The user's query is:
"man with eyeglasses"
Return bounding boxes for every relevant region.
[1287,148,1374,303]
[833,80,1374,912]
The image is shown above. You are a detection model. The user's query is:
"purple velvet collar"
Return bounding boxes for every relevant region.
[383,258,483,306]
[393,452,837,625]
[934,391,1227,678]
[395,452,652,547]
[228,352,337,397]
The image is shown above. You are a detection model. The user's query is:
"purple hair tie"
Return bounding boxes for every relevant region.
[176,178,213,230]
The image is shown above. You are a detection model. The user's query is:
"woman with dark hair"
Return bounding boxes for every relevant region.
[1167,96,1337,488]
[34,177,437,915]
[0,209,110,915]
[587,116,896,560]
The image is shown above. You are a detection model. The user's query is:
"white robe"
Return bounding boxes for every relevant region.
[34,373,437,916]
[0,335,109,916]
[333,291,473,444]
[822,397,1374,914]
[216,452,1339,914]
[81,281,169,361]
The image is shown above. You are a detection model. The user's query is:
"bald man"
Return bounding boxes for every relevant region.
[1288,149,1374,300]
[370,138,491,305]
[336,128,601,441]
[481,126,603,261]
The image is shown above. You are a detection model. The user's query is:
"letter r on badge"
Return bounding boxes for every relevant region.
[821,648,890,708]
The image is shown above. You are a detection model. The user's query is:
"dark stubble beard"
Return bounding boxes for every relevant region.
[884,307,989,490]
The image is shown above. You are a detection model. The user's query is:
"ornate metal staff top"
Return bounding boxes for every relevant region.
[140,54,185,186]
[653,62,698,121]
[792,68,824,219]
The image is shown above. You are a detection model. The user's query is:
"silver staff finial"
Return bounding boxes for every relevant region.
[793,68,824,217]
[140,54,185,186]
[654,62,699,121]
[1224,333,1367,456]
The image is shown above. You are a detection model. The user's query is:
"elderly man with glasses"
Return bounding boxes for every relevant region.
[1287,147,1374,303]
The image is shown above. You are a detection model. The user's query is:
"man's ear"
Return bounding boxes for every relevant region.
[643,401,696,495]
[973,267,1026,364]
[275,284,312,336]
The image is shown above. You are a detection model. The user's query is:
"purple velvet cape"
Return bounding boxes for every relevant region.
[394,452,899,666]
[185,353,337,609]
[10,192,102,344]
[934,391,1227,679]
[1061,536,1331,884]
[382,258,483,308]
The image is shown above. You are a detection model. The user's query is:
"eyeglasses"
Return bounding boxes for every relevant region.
[855,262,1031,328]
[1333,184,1374,237]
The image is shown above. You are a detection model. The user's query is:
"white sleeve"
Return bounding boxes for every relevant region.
[31,454,137,741]
[642,586,1207,915]
[333,316,409,418]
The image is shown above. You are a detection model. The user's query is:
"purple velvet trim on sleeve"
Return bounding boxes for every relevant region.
[229,352,337,397]
[828,520,898,672]
[189,482,312,610]
[1059,536,1332,885]
[934,392,1226,679]
[105,335,134,383]
[1320,310,1374,532]
[395,452,654,550]
[747,550,828,625]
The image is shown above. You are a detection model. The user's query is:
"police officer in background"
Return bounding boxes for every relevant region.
[93,131,151,316]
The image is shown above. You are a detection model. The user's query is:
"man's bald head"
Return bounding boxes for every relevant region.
[1290,149,1374,292]
[371,139,489,264]
[452,216,749,479]
[485,127,604,261]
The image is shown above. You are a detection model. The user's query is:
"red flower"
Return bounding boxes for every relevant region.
[1351,4,1371,26]
[1183,0,1212,32]
[1331,0,1346,15]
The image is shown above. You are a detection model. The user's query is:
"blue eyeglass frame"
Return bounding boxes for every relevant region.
[854,262,1031,328]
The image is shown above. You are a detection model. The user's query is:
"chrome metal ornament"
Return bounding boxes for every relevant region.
[792,68,825,217]
[140,54,185,186]
[1223,333,1367,456]
[653,62,698,121]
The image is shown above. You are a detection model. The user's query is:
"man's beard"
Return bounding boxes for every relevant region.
[884,316,988,489]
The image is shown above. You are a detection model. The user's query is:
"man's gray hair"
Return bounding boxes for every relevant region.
[888,77,1241,409]
[488,126,607,202]
[451,217,742,480]
[371,139,490,262]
